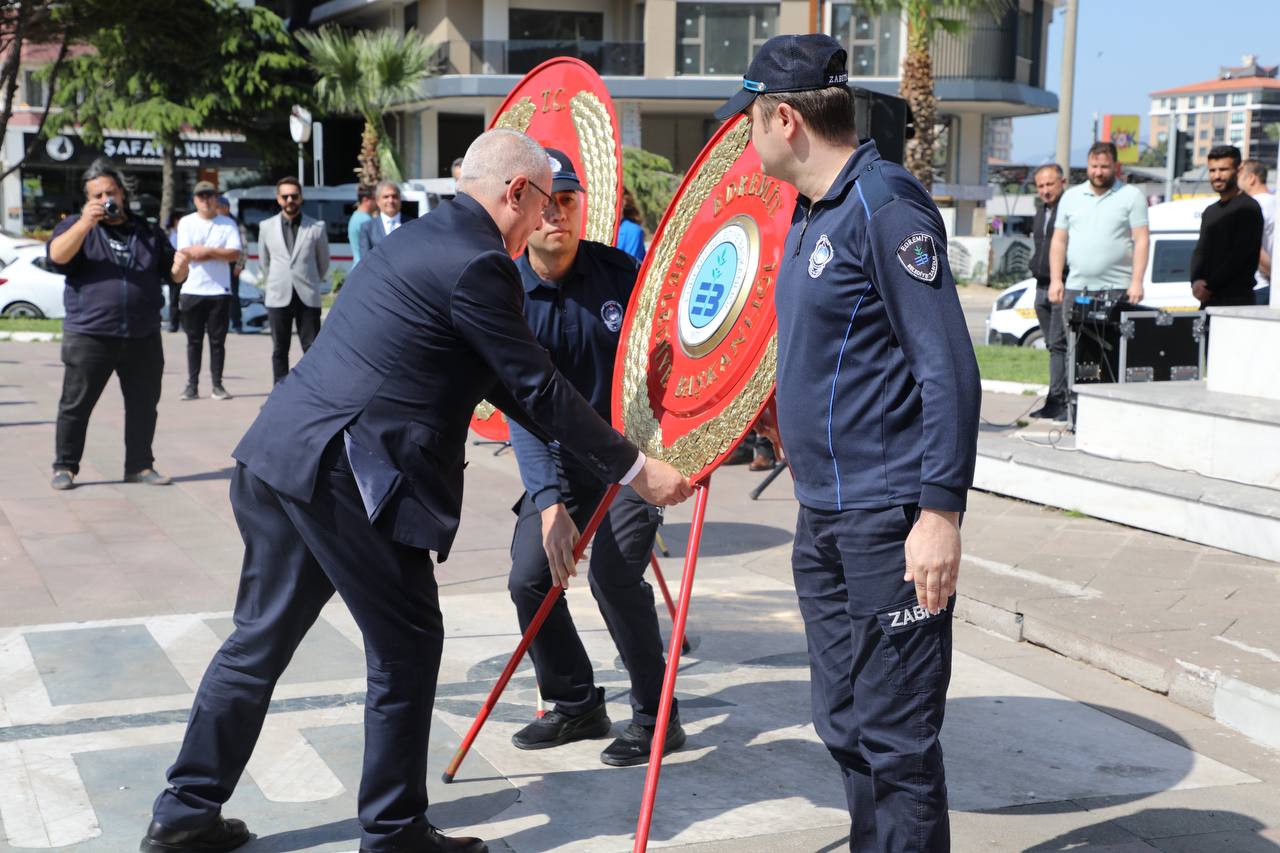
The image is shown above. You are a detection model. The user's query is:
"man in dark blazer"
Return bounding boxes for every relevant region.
[1030,163,1068,421]
[358,180,404,260]
[141,129,693,853]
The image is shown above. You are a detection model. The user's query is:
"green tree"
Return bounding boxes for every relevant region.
[1137,140,1167,168]
[622,146,681,232]
[861,0,1013,189]
[49,0,309,226]
[297,26,437,186]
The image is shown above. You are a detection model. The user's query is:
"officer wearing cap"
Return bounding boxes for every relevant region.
[717,34,980,852]
[505,148,686,766]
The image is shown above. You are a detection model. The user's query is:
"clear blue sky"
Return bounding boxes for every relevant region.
[1010,0,1280,164]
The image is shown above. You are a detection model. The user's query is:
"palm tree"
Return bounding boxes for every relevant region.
[860,0,1013,190]
[297,26,438,186]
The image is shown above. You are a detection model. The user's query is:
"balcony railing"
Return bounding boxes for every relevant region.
[931,24,1032,84]
[433,40,645,77]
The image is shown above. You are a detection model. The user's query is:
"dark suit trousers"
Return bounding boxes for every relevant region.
[507,482,673,725]
[152,445,444,851]
[1033,280,1068,405]
[268,290,322,384]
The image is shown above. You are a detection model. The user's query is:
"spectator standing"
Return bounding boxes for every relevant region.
[45,160,189,491]
[1049,141,1149,308]
[176,182,242,400]
[1029,163,1068,421]
[258,176,331,384]
[357,180,402,259]
[615,188,647,263]
[217,196,249,334]
[347,184,375,265]
[1190,146,1263,308]
[1239,159,1274,305]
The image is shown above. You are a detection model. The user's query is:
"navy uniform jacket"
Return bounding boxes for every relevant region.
[233,194,640,560]
[506,241,638,510]
[775,140,980,513]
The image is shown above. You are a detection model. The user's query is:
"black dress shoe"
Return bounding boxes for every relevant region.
[511,697,611,750]
[139,817,250,852]
[1029,401,1066,420]
[600,717,687,767]
[358,823,488,853]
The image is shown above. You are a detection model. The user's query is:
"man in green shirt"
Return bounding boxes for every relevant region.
[347,184,375,265]
[1048,141,1149,306]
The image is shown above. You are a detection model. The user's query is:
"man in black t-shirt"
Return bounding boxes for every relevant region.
[1191,145,1264,308]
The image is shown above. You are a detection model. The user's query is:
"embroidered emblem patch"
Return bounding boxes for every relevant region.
[896,233,939,283]
[808,234,834,279]
[600,299,624,332]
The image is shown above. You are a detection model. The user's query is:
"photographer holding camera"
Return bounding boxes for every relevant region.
[46,159,190,491]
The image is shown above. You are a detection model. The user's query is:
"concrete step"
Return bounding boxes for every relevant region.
[974,431,1280,563]
[1206,306,1280,401]
[1074,381,1280,490]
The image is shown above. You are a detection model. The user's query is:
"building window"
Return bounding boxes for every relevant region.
[676,4,778,76]
[1213,94,1227,107]
[1201,95,1211,105]
[1213,127,1224,142]
[510,8,603,41]
[1229,129,1244,144]
[404,1,418,32]
[23,69,45,107]
[1230,111,1245,124]
[1199,128,1209,140]
[1230,92,1248,106]
[830,4,900,77]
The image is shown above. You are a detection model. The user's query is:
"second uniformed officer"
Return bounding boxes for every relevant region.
[716,35,981,852]
[505,149,686,766]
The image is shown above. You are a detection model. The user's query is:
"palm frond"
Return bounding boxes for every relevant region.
[297,26,368,115]
[359,27,438,109]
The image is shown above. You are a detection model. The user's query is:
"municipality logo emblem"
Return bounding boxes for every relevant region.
[677,217,756,357]
[600,299,623,332]
[808,234,834,279]
[895,233,939,283]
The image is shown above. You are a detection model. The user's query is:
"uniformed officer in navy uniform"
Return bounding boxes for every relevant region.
[716,35,981,852]
[139,130,693,853]
[505,148,685,766]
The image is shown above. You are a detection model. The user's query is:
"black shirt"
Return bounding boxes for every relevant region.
[1191,192,1263,301]
[282,213,301,255]
[1030,200,1064,283]
[101,220,134,268]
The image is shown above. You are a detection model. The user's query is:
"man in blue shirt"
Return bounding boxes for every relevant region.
[716,35,980,852]
[506,148,685,767]
[348,185,375,265]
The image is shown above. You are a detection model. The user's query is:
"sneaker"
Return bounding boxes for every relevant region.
[511,694,611,750]
[600,717,687,767]
[50,469,75,491]
[124,468,172,486]
[139,816,250,853]
[211,385,232,400]
[179,385,198,401]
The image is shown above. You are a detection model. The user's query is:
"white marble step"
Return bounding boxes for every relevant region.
[1206,306,1280,401]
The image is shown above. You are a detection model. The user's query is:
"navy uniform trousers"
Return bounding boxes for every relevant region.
[508,479,672,725]
[152,439,443,852]
[792,504,953,853]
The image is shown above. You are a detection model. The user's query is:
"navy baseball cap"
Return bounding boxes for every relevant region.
[714,34,849,121]
[543,147,584,192]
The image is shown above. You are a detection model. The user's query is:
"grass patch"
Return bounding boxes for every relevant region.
[974,344,1049,385]
[0,317,62,333]
[322,293,337,310]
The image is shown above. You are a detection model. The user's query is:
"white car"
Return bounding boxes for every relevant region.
[985,198,1210,348]
[0,244,65,319]
[0,226,43,259]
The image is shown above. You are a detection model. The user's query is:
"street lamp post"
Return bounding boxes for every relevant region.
[1055,0,1080,175]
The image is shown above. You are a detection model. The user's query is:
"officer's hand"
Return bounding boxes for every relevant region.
[904,509,961,614]
[631,457,694,506]
[1126,284,1144,305]
[81,200,106,227]
[541,503,580,588]
[1048,280,1065,305]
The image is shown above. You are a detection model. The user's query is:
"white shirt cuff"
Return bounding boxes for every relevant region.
[618,451,646,486]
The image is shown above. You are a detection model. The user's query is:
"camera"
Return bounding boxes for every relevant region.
[102,199,121,218]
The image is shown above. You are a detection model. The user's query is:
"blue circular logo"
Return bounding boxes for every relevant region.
[687,241,737,329]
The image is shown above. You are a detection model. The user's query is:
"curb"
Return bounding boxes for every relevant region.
[0,331,60,342]
[955,591,1280,750]
[980,379,1048,396]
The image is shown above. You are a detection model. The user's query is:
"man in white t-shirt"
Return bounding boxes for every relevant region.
[1240,160,1274,305]
[176,181,242,400]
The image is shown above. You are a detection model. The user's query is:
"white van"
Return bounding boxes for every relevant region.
[985,197,1210,348]
[225,179,456,285]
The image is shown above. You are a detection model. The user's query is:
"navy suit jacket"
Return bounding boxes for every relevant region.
[357,215,394,260]
[233,194,640,560]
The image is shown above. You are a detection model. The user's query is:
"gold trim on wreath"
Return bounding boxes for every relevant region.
[474,400,498,421]
[617,117,778,478]
[569,91,619,243]
[494,98,536,132]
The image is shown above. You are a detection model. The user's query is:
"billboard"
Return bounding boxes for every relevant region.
[1102,114,1141,164]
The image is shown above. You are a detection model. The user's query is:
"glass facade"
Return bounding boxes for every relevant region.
[830,4,900,77]
[676,3,778,76]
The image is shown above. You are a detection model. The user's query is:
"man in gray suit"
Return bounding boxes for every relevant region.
[357,180,403,260]
[258,176,331,384]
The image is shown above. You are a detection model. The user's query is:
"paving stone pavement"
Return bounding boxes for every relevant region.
[1,332,1278,852]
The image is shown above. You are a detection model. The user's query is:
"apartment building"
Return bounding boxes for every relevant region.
[306,0,1060,236]
[1149,55,1280,170]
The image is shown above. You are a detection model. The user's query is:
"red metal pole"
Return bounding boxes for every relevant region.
[633,479,710,852]
[442,482,621,783]
[649,552,691,655]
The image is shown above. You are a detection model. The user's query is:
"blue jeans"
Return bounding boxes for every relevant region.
[792,504,953,853]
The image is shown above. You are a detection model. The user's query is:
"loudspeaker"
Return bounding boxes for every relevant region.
[852,88,911,166]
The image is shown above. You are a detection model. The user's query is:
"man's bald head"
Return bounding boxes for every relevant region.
[458,129,551,200]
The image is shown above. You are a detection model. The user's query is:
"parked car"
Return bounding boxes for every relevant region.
[0,226,43,260]
[0,245,65,318]
[162,280,268,333]
[985,198,1209,348]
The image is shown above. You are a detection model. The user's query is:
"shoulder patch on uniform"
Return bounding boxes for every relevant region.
[895,233,938,283]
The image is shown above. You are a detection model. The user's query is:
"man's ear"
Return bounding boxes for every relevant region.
[776,102,799,141]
